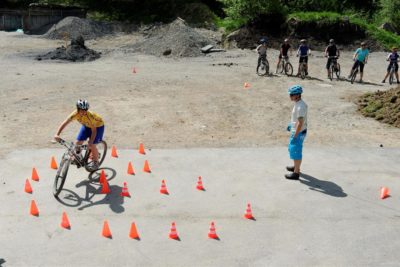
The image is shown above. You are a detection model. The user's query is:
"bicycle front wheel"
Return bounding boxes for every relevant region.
[350,69,357,84]
[335,63,341,80]
[84,141,108,172]
[300,65,306,79]
[329,65,334,81]
[389,71,394,85]
[285,63,293,76]
[53,157,70,197]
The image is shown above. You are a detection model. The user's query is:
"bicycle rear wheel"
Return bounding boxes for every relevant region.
[84,141,108,172]
[277,61,284,74]
[285,62,293,76]
[53,157,70,197]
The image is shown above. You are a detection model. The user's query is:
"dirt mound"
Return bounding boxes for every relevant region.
[129,18,216,57]
[44,16,114,40]
[36,36,101,62]
[358,87,400,127]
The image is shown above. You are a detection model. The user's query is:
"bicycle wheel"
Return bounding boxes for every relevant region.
[350,69,358,84]
[53,157,70,197]
[300,64,306,79]
[277,60,284,74]
[329,64,334,81]
[84,140,108,172]
[335,63,341,80]
[285,62,293,76]
[389,70,394,85]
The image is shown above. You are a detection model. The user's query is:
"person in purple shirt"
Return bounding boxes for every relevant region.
[296,39,311,76]
[382,47,400,84]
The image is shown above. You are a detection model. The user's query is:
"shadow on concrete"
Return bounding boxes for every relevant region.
[0,258,5,267]
[88,167,117,184]
[75,181,125,213]
[56,167,125,213]
[55,189,82,207]
[300,173,347,197]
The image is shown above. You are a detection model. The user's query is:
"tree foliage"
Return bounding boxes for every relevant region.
[380,0,400,29]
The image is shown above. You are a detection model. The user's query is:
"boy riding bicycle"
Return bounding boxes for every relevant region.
[276,38,292,73]
[324,39,340,79]
[54,99,105,171]
[348,42,369,83]
[382,47,400,84]
[296,39,311,76]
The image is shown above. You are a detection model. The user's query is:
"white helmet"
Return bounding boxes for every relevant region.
[76,99,89,110]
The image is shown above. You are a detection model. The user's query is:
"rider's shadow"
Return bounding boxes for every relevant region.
[300,173,347,198]
[74,168,125,213]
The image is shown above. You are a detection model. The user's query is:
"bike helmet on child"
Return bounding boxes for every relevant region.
[76,99,89,110]
[300,39,306,43]
[329,39,335,43]
[260,37,268,44]
[288,85,303,95]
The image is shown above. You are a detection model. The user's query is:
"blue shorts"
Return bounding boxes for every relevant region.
[77,125,105,144]
[288,130,307,160]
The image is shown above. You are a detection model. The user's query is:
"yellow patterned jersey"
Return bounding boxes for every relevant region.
[68,110,104,128]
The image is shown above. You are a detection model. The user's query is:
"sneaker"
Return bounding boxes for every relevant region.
[286,166,295,172]
[285,172,300,180]
[88,161,99,172]
[397,81,400,84]
[382,80,385,83]
[359,79,363,83]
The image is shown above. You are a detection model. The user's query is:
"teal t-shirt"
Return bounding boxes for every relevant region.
[355,48,369,62]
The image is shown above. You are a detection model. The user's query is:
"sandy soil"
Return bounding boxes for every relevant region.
[0,31,399,158]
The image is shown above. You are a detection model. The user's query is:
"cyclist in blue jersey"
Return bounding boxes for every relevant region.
[296,39,311,76]
[382,47,400,84]
[348,42,369,83]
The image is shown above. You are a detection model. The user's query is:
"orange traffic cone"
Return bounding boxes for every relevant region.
[169,222,179,240]
[244,82,250,89]
[381,187,390,199]
[50,156,58,169]
[196,176,205,191]
[132,67,137,74]
[244,203,254,219]
[208,222,218,239]
[127,161,135,175]
[30,200,39,216]
[111,145,118,158]
[139,143,145,154]
[143,160,151,173]
[61,212,71,229]
[102,220,112,238]
[25,179,33,194]
[129,222,140,240]
[101,180,111,194]
[121,182,131,197]
[99,169,106,184]
[31,167,39,181]
[160,180,169,194]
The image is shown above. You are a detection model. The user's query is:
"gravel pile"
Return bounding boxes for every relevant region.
[130,18,215,57]
[44,16,114,40]
[36,35,101,62]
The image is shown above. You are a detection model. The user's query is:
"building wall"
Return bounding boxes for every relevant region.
[0,7,86,32]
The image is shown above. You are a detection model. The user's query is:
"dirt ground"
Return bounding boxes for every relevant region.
[1,31,399,159]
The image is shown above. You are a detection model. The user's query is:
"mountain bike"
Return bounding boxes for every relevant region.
[388,63,396,85]
[257,55,269,76]
[277,56,293,76]
[328,56,341,81]
[298,56,308,79]
[53,138,107,197]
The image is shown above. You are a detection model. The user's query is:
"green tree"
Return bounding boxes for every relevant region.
[380,0,400,30]
[219,0,285,21]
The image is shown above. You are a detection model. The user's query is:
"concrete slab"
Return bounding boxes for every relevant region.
[1,147,400,267]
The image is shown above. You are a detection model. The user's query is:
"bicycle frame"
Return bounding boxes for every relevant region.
[57,139,87,167]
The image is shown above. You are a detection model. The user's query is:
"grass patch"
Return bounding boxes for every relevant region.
[215,17,247,33]
[288,12,342,22]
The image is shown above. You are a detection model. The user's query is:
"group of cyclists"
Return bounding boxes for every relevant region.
[256,37,400,84]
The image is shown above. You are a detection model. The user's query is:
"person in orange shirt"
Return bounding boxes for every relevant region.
[54,99,105,171]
